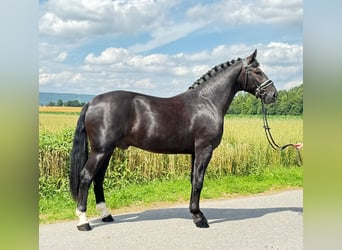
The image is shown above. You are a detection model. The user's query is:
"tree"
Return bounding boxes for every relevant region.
[47,101,56,106]
[228,84,303,115]
[56,99,63,106]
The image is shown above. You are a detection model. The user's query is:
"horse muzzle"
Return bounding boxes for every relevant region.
[255,79,277,104]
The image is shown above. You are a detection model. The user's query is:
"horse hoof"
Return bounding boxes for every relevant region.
[195,220,209,228]
[77,223,91,231]
[102,214,114,222]
[193,216,209,228]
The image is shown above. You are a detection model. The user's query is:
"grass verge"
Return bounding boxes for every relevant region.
[39,166,302,224]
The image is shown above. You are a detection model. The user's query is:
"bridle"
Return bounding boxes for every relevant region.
[242,60,274,99]
[242,59,303,166]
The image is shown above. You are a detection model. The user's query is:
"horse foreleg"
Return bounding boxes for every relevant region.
[189,145,213,228]
[93,153,114,223]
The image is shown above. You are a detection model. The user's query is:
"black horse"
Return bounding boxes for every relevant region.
[70,49,277,231]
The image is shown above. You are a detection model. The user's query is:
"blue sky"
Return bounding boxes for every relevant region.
[39,0,303,96]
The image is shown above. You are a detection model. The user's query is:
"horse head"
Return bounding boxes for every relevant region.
[240,49,278,104]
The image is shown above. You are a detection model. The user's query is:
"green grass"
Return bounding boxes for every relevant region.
[39,166,302,224]
[39,114,303,223]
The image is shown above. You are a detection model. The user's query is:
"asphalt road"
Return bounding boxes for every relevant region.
[39,190,303,250]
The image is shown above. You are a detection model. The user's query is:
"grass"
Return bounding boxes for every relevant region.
[39,166,302,224]
[38,107,303,224]
[39,113,303,180]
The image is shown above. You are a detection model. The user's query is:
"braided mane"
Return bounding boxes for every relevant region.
[188,57,243,90]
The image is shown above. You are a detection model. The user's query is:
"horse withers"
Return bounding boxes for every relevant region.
[69,49,277,231]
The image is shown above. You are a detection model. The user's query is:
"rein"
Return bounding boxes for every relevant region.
[261,100,303,166]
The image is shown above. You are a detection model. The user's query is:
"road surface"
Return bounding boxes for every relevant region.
[39,189,303,250]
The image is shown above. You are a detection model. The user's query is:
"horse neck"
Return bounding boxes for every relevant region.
[194,62,242,116]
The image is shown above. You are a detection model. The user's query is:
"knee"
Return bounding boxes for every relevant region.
[80,169,92,184]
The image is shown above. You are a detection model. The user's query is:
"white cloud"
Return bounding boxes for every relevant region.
[39,11,91,37]
[39,0,175,39]
[173,66,189,76]
[39,1,302,95]
[39,43,69,63]
[284,80,302,90]
[129,0,302,53]
[85,47,131,64]
[187,0,302,26]
[56,52,68,62]
[39,70,83,86]
[133,78,155,89]
[262,42,303,65]
[39,42,302,96]
[39,0,302,53]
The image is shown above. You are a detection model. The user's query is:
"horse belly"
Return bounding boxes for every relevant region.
[126,125,193,154]
[145,136,193,154]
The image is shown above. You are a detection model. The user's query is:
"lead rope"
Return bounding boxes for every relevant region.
[261,101,303,166]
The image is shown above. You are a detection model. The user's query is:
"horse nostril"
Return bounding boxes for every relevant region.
[273,92,278,99]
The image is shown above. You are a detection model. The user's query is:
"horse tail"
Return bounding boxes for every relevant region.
[69,103,89,201]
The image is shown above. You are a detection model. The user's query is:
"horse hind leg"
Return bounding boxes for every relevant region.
[76,150,111,231]
[93,152,114,223]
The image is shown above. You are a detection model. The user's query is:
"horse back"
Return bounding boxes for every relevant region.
[85,91,195,153]
[127,92,195,153]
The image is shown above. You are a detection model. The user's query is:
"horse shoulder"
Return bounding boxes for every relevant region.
[190,102,224,149]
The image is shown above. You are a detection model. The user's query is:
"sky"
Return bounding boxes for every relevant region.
[39,0,303,97]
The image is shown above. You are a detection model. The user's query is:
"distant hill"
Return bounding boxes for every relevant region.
[39,92,95,106]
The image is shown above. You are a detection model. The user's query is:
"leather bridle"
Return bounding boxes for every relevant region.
[242,60,274,99]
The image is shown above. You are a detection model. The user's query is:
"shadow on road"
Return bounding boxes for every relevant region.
[89,206,303,229]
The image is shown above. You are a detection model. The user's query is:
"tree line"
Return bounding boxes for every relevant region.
[46,84,303,115]
[46,99,86,107]
[228,84,303,115]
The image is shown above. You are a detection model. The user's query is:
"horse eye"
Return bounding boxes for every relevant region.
[255,71,262,75]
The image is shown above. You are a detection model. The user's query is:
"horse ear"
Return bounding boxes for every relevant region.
[246,49,257,64]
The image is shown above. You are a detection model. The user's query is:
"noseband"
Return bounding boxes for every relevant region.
[242,60,274,99]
